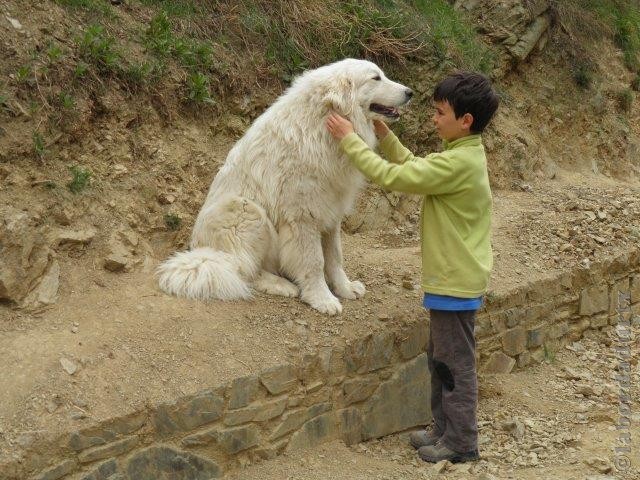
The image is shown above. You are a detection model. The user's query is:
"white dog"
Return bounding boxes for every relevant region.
[157,59,412,314]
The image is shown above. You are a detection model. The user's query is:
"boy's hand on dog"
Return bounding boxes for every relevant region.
[326,112,354,140]
[373,120,390,140]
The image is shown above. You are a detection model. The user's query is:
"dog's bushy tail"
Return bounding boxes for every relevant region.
[156,247,252,300]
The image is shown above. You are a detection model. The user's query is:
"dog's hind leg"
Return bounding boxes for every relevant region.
[254,270,299,297]
[278,221,342,315]
[191,196,273,282]
[322,224,366,300]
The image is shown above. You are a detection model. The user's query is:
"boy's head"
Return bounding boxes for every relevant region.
[432,72,499,142]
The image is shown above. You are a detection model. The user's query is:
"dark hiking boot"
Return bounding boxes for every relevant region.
[409,429,441,449]
[418,440,479,464]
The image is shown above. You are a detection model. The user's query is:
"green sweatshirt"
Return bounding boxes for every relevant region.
[339,131,492,298]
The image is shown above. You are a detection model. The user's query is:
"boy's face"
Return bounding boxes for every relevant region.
[432,100,473,142]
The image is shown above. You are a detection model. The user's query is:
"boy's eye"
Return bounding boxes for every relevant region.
[372,75,381,81]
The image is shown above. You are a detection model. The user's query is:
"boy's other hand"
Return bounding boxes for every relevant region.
[326,112,354,140]
[373,119,390,140]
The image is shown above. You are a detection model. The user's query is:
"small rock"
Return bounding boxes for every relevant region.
[501,418,525,441]
[158,192,176,205]
[45,400,59,413]
[432,459,450,473]
[6,16,23,30]
[112,164,128,176]
[60,357,78,375]
[104,253,129,272]
[70,408,87,420]
[585,457,613,474]
[559,243,573,252]
[575,384,595,396]
[16,432,36,448]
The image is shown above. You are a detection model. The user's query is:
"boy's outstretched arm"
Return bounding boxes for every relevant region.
[326,113,464,195]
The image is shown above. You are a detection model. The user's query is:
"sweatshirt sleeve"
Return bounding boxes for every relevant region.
[339,132,463,195]
[377,131,413,164]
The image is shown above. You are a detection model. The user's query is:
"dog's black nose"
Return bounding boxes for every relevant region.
[405,89,413,99]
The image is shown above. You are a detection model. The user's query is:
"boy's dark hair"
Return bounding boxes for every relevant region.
[433,72,499,134]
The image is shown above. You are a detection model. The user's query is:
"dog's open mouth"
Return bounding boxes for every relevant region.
[369,103,400,119]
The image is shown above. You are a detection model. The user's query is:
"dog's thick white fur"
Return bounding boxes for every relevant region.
[157,59,411,315]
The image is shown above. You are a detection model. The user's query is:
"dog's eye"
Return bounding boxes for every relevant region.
[372,75,381,81]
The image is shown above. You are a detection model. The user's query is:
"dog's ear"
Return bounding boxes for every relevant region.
[322,77,356,116]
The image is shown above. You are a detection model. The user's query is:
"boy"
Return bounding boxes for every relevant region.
[326,71,499,463]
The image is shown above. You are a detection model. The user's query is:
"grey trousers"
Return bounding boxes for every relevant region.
[427,309,478,452]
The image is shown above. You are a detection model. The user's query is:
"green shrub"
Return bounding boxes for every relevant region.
[59,91,75,109]
[573,64,593,89]
[78,24,120,72]
[74,61,89,78]
[67,165,92,193]
[16,65,31,83]
[123,61,161,86]
[164,213,181,230]
[186,72,214,104]
[47,43,64,62]
[618,87,634,112]
[145,10,174,56]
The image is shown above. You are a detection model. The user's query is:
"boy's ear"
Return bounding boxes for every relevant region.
[461,113,474,130]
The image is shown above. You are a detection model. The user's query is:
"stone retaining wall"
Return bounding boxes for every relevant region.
[478,248,640,374]
[4,248,639,480]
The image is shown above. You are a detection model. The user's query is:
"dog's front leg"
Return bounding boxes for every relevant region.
[279,222,342,315]
[322,224,366,300]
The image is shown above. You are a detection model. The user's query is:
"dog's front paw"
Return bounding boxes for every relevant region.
[334,280,366,300]
[307,294,343,315]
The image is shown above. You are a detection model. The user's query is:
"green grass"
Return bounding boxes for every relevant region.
[237,0,494,79]
[410,0,494,72]
[78,24,121,72]
[573,63,593,89]
[145,11,214,71]
[138,0,198,17]
[581,0,640,72]
[543,343,556,363]
[617,87,634,112]
[67,165,91,193]
[16,65,31,83]
[59,91,76,109]
[145,10,174,56]
[123,61,161,87]
[33,132,46,159]
[47,43,64,62]
[74,61,89,78]
[54,0,113,15]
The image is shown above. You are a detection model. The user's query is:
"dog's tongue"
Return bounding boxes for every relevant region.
[370,103,399,118]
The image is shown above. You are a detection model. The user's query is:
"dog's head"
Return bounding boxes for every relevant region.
[318,59,413,122]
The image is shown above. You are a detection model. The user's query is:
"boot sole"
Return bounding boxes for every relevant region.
[418,449,479,464]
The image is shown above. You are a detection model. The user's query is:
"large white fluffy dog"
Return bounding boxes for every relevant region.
[157,59,412,314]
